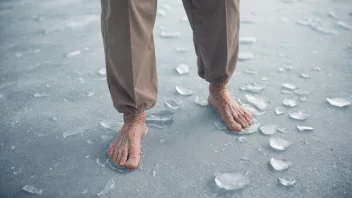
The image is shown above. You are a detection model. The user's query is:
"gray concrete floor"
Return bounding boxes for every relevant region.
[0,0,352,197]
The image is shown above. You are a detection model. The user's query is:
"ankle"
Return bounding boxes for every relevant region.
[209,83,228,96]
[123,112,146,124]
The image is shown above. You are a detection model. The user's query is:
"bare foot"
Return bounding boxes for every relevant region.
[107,112,147,170]
[208,84,252,131]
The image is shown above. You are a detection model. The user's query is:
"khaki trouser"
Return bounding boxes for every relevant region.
[100,0,240,114]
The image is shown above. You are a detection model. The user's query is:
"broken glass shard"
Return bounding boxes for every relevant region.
[261,77,268,81]
[238,136,249,143]
[96,157,105,167]
[277,67,285,72]
[165,99,181,110]
[87,92,95,97]
[241,19,255,24]
[146,110,174,129]
[176,47,188,53]
[215,120,227,130]
[180,16,188,23]
[284,65,293,71]
[176,86,194,96]
[269,137,291,150]
[282,99,298,107]
[63,127,87,138]
[244,119,260,134]
[22,185,43,195]
[259,124,277,135]
[34,93,49,98]
[239,37,256,44]
[278,177,296,186]
[175,64,189,75]
[337,21,352,31]
[66,50,81,58]
[100,120,123,131]
[215,172,249,190]
[300,73,310,78]
[98,179,115,197]
[246,94,271,111]
[289,111,309,121]
[278,127,287,133]
[297,125,314,132]
[98,68,106,76]
[101,135,109,140]
[313,66,322,71]
[281,90,292,94]
[275,107,285,115]
[152,164,159,177]
[194,96,208,107]
[282,83,297,90]
[243,69,258,75]
[328,11,338,20]
[159,31,180,38]
[238,52,254,61]
[294,89,310,95]
[326,98,351,107]
[156,9,166,17]
[270,158,292,171]
[240,82,266,93]
[242,104,265,116]
[299,96,308,102]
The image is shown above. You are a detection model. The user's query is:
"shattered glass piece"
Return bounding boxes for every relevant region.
[241,19,255,24]
[244,119,260,134]
[246,94,271,111]
[297,125,314,132]
[261,77,268,81]
[98,68,106,76]
[101,135,109,140]
[156,9,166,17]
[240,82,266,93]
[243,69,258,75]
[159,31,180,38]
[215,120,227,130]
[282,83,297,90]
[259,124,277,135]
[152,164,159,177]
[326,98,351,107]
[34,93,50,98]
[100,120,123,131]
[289,111,309,121]
[337,21,352,31]
[313,66,322,71]
[281,90,292,94]
[176,47,189,53]
[238,52,254,61]
[215,172,249,190]
[282,99,298,107]
[194,96,208,107]
[242,104,265,116]
[66,50,81,58]
[300,73,310,78]
[238,136,249,143]
[239,37,256,44]
[63,127,87,138]
[165,99,181,110]
[275,107,285,115]
[278,177,296,186]
[296,19,311,26]
[328,11,338,20]
[270,158,292,171]
[87,92,95,97]
[277,67,285,72]
[269,137,292,150]
[98,179,115,197]
[176,86,194,96]
[175,64,189,75]
[146,110,174,129]
[22,185,43,195]
[284,65,293,71]
[299,96,308,102]
[13,166,23,175]
[180,16,188,23]
[96,158,105,167]
[294,89,310,95]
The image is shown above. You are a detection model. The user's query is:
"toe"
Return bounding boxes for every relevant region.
[222,112,242,131]
[233,113,248,128]
[126,147,141,170]
[119,149,128,167]
[115,150,122,166]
